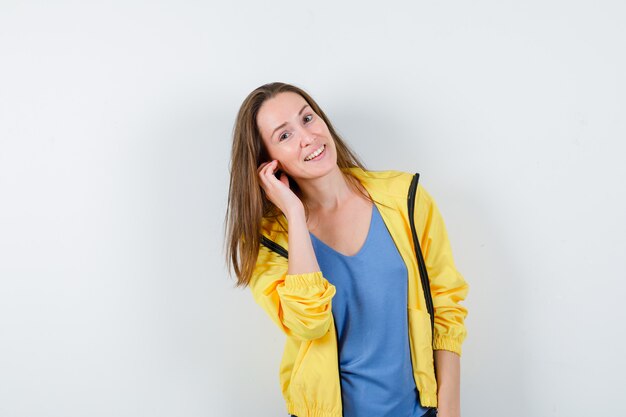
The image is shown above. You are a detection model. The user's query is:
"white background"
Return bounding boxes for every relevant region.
[1,1,625,416]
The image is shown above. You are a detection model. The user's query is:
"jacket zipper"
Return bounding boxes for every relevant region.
[408,173,435,334]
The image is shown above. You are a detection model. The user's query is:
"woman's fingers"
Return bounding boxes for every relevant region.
[257,160,275,175]
[257,160,290,204]
[258,160,279,184]
[256,160,303,217]
[257,160,280,196]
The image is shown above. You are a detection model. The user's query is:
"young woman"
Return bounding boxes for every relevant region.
[225,82,469,417]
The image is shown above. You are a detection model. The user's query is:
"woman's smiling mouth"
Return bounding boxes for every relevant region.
[304,144,326,161]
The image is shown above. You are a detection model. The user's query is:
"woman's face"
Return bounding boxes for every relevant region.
[256,92,338,181]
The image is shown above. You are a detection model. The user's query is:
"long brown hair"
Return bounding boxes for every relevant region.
[225,82,368,287]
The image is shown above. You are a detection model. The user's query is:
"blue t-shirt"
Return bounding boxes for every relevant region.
[301,203,431,417]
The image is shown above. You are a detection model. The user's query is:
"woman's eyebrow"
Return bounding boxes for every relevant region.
[271,104,310,138]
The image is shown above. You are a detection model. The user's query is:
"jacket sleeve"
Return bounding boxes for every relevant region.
[249,244,336,341]
[418,185,469,356]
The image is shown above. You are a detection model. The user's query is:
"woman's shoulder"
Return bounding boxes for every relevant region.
[345,167,417,199]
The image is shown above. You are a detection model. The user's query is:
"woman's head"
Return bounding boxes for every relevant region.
[225,82,366,286]
[232,82,361,185]
[256,90,338,182]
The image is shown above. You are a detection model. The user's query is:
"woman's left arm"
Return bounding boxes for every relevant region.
[417,184,469,353]
[434,350,461,417]
[416,184,469,416]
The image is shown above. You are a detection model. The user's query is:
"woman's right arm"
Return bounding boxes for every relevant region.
[284,209,320,275]
[250,160,336,341]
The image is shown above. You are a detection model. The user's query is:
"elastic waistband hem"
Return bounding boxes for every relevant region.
[287,402,342,417]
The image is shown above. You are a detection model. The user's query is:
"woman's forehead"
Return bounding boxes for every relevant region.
[257,92,309,134]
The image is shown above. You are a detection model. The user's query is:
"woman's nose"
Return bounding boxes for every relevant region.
[300,132,315,146]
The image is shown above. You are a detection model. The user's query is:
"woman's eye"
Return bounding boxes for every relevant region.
[279,132,289,141]
[304,114,313,123]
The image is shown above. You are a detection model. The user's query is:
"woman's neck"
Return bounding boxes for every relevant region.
[297,167,356,213]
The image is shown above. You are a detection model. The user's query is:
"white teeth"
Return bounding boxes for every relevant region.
[304,145,325,161]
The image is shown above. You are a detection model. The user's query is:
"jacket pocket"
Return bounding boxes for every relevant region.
[290,340,312,381]
[288,318,342,413]
[407,307,438,406]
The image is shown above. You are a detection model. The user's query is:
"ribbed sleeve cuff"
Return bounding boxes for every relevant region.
[433,334,464,356]
[284,271,326,289]
[418,391,438,408]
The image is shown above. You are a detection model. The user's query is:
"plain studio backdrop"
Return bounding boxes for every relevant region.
[1,1,624,416]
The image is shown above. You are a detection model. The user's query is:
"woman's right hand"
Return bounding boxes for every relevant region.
[257,160,305,218]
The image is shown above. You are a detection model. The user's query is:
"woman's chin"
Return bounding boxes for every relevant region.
[299,162,341,181]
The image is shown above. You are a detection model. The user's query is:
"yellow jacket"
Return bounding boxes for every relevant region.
[250,168,469,417]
